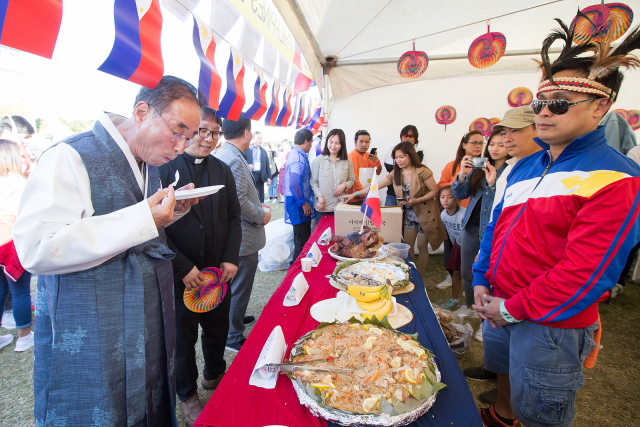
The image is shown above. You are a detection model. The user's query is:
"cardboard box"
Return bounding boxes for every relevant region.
[334,205,403,243]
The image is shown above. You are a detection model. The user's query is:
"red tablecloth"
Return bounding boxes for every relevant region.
[196,216,337,427]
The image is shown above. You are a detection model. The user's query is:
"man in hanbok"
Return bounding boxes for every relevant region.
[13,76,203,427]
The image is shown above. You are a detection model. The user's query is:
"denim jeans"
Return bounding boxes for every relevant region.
[268,176,279,198]
[483,320,598,427]
[385,193,397,207]
[0,271,32,329]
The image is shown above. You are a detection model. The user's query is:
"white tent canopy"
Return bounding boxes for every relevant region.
[273,0,640,183]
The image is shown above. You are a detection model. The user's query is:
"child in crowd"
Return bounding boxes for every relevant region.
[439,186,465,310]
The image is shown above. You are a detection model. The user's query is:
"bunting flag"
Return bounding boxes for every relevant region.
[98,0,164,89]
[295,95,306,129]
[0,0,63,59]
[305,103,322,131]
[264,79,281,127]
[242,64,268,121]
[294,72,313,93]
[192,16,222,110]
[311,116,325,134]
[303,98,318,126]
[293,41,303,69]
[217,47,246,121]
[360,173,382,228]
[275,85,293,127]
[287,90,299,127]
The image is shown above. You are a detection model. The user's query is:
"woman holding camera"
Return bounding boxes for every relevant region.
[451,128,510,317]
[437,131,485,208]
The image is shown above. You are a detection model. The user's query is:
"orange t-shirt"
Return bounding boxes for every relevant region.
[438,160,469,208]
[348,149,382,202]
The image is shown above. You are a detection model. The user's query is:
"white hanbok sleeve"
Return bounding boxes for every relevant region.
[13,143,159,275]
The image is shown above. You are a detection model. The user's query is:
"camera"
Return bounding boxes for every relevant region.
[471,157,488,168]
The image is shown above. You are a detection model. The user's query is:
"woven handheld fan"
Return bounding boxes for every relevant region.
[508,87,533,107]
[397,41,429,79]
[468,23,506,69]
[626,110,640,130]
[435,105,456,131]
[469,117,491,136]
[570,3,633,44]
[183,267,227,313]
[614,108,630,121]
[489,118,501,134]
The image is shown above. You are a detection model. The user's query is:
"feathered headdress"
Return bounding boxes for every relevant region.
[536,11,640,100]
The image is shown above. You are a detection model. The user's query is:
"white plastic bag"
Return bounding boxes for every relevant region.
[258,218,295,272]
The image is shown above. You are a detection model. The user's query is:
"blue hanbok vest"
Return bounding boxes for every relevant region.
[34,121,178,427]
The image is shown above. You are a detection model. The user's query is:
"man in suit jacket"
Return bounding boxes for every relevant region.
[244,131,271,202]
[215,118,271,353]
[159,108,242,426]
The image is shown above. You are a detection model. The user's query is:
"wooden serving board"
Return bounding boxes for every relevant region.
[310,298,413,329]
[392,282,415,295]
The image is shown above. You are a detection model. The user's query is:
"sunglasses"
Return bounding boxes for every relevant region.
[531,98,597,115]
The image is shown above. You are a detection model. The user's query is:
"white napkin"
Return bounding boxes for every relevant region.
[249,325,287,389]
[283,273,309,307]
[307,242,323,267]
[318,227,332,245]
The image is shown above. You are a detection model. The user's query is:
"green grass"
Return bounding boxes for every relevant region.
[2,209,639,426]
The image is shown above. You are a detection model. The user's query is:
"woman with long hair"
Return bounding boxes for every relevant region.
[437,130,484,208]
[450,128,510,318]
[0,139,34,352]
[346,141,446,274]
[383,125,423,207]
[0,116,35,177]
[310,129,356,220]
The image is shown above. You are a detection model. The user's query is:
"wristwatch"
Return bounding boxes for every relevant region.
[499,301,521,323]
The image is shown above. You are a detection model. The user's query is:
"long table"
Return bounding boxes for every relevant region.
[196,216,482,427]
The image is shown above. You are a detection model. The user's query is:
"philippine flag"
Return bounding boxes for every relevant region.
[99,0,164,89]
[360,173,382,228]
[275,86,293,127]
[294,72,313,93]
[242,65,268,121]
[264,79,281,127]
[192,16,222,110]
[217,47,246,121]
[287,91,299,127]
[0,0,63,59]
[305,105,322,131]
[295,95,305,129]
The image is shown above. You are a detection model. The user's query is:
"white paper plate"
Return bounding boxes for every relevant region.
[174,185,224,200]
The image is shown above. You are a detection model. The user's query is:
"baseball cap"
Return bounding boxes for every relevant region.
[494,106,536,130]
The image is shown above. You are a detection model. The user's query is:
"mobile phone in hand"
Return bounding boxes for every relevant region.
[369,147,377,155]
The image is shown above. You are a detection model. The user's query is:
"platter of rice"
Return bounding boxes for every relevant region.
[286,318,446,426]
[330,260,411,294]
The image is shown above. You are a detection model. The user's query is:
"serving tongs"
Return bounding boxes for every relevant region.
[264,358,353,374]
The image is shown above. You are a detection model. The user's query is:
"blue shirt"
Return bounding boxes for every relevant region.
[284,146,314,224]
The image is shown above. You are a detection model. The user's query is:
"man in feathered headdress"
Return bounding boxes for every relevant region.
[471,17,640,427]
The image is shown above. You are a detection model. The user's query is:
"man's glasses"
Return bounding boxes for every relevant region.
[149,104,188,143]
[198,128,223,139]
[531,98,597,115]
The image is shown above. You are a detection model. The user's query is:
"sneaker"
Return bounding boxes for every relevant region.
[479,404,518,427]
[180,394,203,427]
[474,326,483,342]
[243,315,255,325]
[464,365,497,381]
[1,310,16,330]
[435,274,452,289]
[0,334,13,351]
[202,371,225,391]
[15,331,34,352]
[442,298,460,311]
[225,338,246,353]
[479,388,498,406]
[610,283,624,299]
[454,305,479,319]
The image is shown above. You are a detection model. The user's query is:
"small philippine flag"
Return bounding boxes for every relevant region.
[360,173,382,228]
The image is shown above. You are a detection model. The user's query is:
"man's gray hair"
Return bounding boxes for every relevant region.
[134,76,202,113]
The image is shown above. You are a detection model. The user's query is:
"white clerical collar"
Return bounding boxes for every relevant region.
[194,158,204,164]
[97,112,148,197]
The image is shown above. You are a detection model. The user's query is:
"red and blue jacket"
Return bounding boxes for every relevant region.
[473,126,640,328]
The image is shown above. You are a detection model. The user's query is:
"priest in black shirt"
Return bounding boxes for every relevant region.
[158,107,242,426]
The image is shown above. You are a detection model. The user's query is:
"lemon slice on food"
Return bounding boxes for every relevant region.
[361,341,373,350]
[362,397,379,413]
[396,338,406,346]
[311,383,332,390]
[413,348,426,357]
[366,336,378,344]
[404,368,416,384]
[369,327,383,335]
[407,340,420,347]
